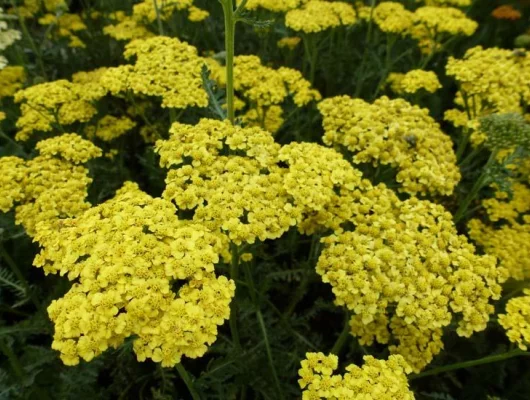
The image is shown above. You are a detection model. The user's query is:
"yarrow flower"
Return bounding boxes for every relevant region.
[237,0,304,13]
[104,1,208,42]
[410,6,478,54]
[317,189,507,371]
[285,0,357,34]
[298,352,415,399]
[445,47,530,146]
[156,119,301,245]
[468,182,530,281]
[207,55,320,133]
[277,36,302,50]
[387,69,441,94]
[371,2,414,35]
[8,0,67,18]
[13,72,110,141]
[0,65,25,98]
[38,13,87,48]
[319,95,461,196]
[0,134,101,236]
[33,182,235,367]
[85,115,137,142]
[499,290,530,350]
[101,36,209,109]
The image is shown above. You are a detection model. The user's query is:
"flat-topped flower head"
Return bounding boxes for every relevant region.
[156,119,300,245]
[371,2,414,35]
[101,36,208,110]
[411,6,478,54]
[319,95,460,196]
[36,133,102,164]
[33,182,234,367]
[499,290,530,350]
[387,69,441,94]
[299,352,415,399]
[85,115,137,142]
[0,66,25,98]
[238,0,304,13]
[317,191,507,371]
[285,1,357,34]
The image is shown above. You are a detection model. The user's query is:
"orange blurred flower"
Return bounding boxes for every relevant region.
[492,5,522,20]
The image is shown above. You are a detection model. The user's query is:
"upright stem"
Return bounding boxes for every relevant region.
[175,364,201,400]
[220,0,236,124]
[453,150,497,223]
[152,0,165,35]
[410,349,530,380]
[257,310,284,399]
[330,312,350,355]
[10,0,47,80]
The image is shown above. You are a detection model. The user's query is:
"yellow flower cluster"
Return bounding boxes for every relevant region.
[298,352,414,399]
[35,133,102,164]
[102,36,208,109]
[469,217,530,281]
[319,95,461,196]
[0,156,26,212]
[0,66,25,98]
[411,6,478,54]
[387,69,441,94]
[445,47,529,146]
[234,55,321,107]
[0,134,100,236]
[499,290,530,350]
[38,13,87,48]
[277,142,365,235]
[133,0,208,23]
[242,105,285,134]
[317,192,506,371]
[156,119,300,244]
[33,182,234,367]
[10,0,67,18]
[104,1,207,42]
[103,14,154,42]
[0,111,5,121]
[13,71,109,140]
[85,115,137,142]
[423,0,471,6]
[482,182,530,224]
[239,0,305,12]
[285,1,357,33]
[468,183,530,281]
[372,2,414,35]
[208,55,320,132]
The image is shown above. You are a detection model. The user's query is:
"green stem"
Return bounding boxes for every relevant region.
[153,0,165,35]
[10,0,47,80]
[0,339,25,381]
[410,349,530,380]
[283,235,320,318]
[0,243,39,308]
[220,0,236,124]
[175,364,201,400]
[229,243,241,350]
[453,150,497,223]
[330,312,350,355]
[455,128,471,162]
[257,310,283,399]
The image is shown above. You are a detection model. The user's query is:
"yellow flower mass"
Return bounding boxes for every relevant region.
[319,95,461,196]
[101,36,208,109]
[388,69,441,94]
[285,1,357,34]
[33,182,235,367]
[298,352,415,399]
[317,190,507,371]
[499,290,530,351]
[0,65,25,98]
